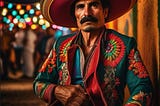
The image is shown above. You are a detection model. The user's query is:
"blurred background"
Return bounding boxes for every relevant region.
[0,0,159,106]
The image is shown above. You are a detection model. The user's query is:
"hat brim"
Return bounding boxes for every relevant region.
[41,0,137,28]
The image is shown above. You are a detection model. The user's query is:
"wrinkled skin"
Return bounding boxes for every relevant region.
[54,85,89,106]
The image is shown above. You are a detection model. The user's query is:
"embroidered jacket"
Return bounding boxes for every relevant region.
[33,28,152,106]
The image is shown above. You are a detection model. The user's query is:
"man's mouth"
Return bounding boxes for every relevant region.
[80,15,98,24]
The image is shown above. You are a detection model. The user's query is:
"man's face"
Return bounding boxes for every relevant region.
[74,0,108,32]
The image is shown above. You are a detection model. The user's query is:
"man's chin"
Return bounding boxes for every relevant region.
[82,26,96,32]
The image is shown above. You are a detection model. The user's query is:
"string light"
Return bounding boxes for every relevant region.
[0,1,4,7]
[16,4,22,10]
[36,3,40,10]
[12,10,17,16]
[8,3,13,9]
[31,24,37,30]
[26,4,31,11]
[29,9,35,14]
[13,18,18,24]
[2,2,63,30]
[32,16,38,23]
[2,8,8,16]
[19,9,25,15]
[39,19,44,25]
[23,14,29,19]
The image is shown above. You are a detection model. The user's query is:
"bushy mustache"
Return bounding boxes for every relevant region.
[80,15,98,24]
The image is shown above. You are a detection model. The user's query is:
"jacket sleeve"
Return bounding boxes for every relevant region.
[33,43,59,104]
[125,38,153,106]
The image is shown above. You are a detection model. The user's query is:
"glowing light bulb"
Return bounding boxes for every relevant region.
[39,19,44,25]
[8,3,13,9]
[39,15,43,18]
[16,4,22,10]
[29,9,34,14]
[13,18,18,24]
[19,9,25,15]
[0,1,4,7]
[45,21,50,28]
[32,16,38,23]
[2,8,8,16]
[12,10,17,16]
[36,3,40,10]
[26,5,31,11]
[31,24,37,30]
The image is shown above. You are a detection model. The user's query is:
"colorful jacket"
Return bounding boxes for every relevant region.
[33,28,152,106]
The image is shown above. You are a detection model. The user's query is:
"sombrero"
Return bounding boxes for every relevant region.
[40,0,137,27]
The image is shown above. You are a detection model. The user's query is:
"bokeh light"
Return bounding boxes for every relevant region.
[12,10,17,16]
[36,3,40,10]
[31,24,37,30]
[29,9,35,14]
[8,3,13,9]
[0,1,4,7]
[19,9,25,15]
[2,8,8,16]
[16,4,22,10]
[26,5,31,11]
[32,16,38,23]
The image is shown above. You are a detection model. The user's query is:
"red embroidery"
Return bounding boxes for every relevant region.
[59,37,73,62]
[128,49,149,78]
[39,50,56,73]
[103,33,125,67]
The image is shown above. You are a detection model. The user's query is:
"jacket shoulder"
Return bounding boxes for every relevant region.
[106,29,137,54]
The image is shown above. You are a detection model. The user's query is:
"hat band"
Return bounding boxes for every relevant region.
[41,0,54,23]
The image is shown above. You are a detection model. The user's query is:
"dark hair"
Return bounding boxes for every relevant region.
[70,0,110,21]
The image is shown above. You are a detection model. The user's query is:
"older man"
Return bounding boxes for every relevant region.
[33,0,152,106]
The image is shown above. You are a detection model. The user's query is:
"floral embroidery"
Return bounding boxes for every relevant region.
[59,63,70,85]
[36,82,45,96]
[39,50,56,73]
[103,67,119,104]
[103,33,125,67]
[132,91,152,105]
[128,49,149,78]
[59,37,73,62]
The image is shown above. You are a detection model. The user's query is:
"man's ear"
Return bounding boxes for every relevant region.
[103,8,109,19]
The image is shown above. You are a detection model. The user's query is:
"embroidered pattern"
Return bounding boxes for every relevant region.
[103,67,119,105]
[103,33,125,67]
[39,50,56,73]
[59,63,70,85]
[128,49,149,78]
[36,82,46,97]
[132,91,152,105]
[58,37,75,85]
[59,37,73,62]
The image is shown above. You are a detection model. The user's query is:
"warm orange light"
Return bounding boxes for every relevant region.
[8,15,13,20]
[16,4,22,10]
[35,11,41,15]
[26,5,31,11]
[31,24,37,30]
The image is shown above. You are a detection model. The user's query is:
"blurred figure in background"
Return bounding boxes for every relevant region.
[11,30,25,72]
[22,28,37,78]
[0,29,15,80]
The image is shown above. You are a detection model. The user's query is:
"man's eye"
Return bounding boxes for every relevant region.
[91,2,99,8]
[76,4,84,9]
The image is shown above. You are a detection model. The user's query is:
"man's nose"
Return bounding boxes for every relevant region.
[84,6,92,16]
